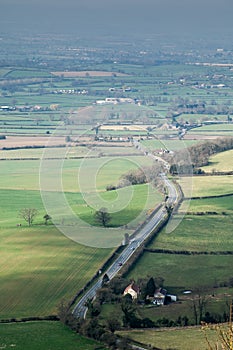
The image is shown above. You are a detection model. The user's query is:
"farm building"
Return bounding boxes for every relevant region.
[153,288,177,306]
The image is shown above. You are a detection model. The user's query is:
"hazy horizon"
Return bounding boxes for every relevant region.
[0,0,233,46]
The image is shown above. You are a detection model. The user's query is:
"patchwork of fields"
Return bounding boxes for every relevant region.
[0,61,233,349]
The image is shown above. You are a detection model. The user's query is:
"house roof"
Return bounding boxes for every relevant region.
[124,282,140,294]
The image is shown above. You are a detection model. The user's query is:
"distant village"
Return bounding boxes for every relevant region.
[0,104,59,112]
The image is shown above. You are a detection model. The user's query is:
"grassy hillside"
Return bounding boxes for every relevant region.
[201,149,233,173]
[0,322,107,350]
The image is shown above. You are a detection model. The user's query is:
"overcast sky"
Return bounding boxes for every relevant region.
[0,0,232,41]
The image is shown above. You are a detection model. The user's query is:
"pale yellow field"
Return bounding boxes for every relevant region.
[179,175,233,197]
[202,149,233,172]
[118,326,227,350]
[0,136,66,149]
[100,124,153,131]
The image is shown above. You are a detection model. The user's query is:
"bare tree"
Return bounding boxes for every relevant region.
[19,208,38,226]
[202,303,233,350]
[190,292,209,325]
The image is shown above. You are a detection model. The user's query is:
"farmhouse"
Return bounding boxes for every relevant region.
[123,282,140,300]
[153,288,177,306]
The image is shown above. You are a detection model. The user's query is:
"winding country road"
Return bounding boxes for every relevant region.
[72,174,179,319]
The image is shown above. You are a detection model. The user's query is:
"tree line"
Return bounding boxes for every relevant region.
[106,162,165,192]
[168,137,233,174]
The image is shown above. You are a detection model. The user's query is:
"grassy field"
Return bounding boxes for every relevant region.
[180,195,233,214]
[0,146,88,160]
[51,70,128,77]
[0,145,142,159]
[0,321,107,350]
[201,149,233,172]
[118,327,223,350]
[177,113,229,123]
[179,175,233,197]
[73,183,162,228]
[0,219,113,318]
[127,250,233,290]
[141,138,199,151]
[188,124,233,137]
[147,215,233,252]
[3,68,53,78]
[0,152,161,318]
[0,155,153,192]
[0,182,162,231]
[190,124,233,132]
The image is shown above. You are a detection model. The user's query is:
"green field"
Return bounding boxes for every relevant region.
[1,58,233,348]
[0,146,89,160]
[0,322,106,350]
[121,205,233,323]
[141,138,198,151]
[0,219,113,318]
[70,184,162,228]
[0,152,161,318]
[147,215,233,252]
[180,195,233,214]
[4,68,53,78]
[0,145,140,161]
[177,113,229,123]
[189,124,233,137]
[128,250,233,290]
[179,175,233,197]
[0,155,153,191]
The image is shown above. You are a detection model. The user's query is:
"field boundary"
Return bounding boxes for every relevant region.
[144,248,233,255]
[0,315,59,324]
[183,193,233,200]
